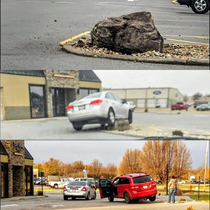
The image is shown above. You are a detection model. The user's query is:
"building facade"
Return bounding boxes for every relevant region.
[103,87,183,108]
[0,70,101,120]
[0,140,34,198]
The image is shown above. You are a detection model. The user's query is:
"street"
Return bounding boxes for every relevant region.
[1,0,209,70]
[1,111,210,139]
[2,191,208,210]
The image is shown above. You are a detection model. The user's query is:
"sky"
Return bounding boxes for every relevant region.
[93,70,210,96]
[25,140,209,169]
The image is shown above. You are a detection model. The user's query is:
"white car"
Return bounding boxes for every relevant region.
[66,91,132,131]
[125,101,136,112]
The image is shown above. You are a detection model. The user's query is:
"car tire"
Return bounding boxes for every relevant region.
[86,192,91,200]
[108,196,114,202]
[107,108,115,127]
[128,110,132,124]
[92,192,96,200]
[191,0,210,14]
[100,124,106,130]
[54,184,58,189]
[72,123,83,131]
[64,195,68,200]
[149,195,156,202]
[124,192,131,204]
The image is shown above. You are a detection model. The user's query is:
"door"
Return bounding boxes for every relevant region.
[117,178,130,198]
[29,85,46,118]
[112,93,127,118]
[25,166,33,196]
[137,99,145,108]
[147,99,156,108]
[158,99,167,108]
[1,163,8,198]
[105,93,120,118]
[52,88,65,117]
[99,179,113,199]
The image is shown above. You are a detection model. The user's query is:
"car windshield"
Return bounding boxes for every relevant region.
[68,181,86,186]
[133,175,153,183]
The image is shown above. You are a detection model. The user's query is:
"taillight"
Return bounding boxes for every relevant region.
[131,186,139,189]
[90,99,102,105]
[66,105,73,110]
[81,187,87,191]
[63,186,67,191]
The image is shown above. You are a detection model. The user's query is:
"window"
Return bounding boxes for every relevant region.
[112,94,122,104]
[29,85,46,118]
[79,88,99,98]
[119,178,130,184]
[133,176,153,184]
[105,93,116,101]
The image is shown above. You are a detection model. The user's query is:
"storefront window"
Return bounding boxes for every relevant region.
[1,163,8,198]
[79,88,99,98]
[25,166,33,196]
[52,88,65,117]
[29,85,46,118]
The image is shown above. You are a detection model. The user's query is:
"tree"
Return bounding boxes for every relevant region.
[193,92,202,101]
[87,159,103,179]
[118,149,142,175]
[140,141,192,183]
[183,94,188,102]
[100,164,117,179]
[42,158,63,176]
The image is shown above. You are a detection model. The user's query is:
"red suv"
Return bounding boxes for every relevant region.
[99,173,157,204]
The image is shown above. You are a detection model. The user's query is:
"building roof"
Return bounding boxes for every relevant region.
[79,70,101,83]
[0,70,45,77]
[0,141,33,160]
[0,70,101,83]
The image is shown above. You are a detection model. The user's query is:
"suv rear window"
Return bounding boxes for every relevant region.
[133,176,153,183]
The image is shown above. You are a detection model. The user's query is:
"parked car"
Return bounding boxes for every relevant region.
[194,100,210,108]
[75,178,95,185]
[95,180,99,189]
[63,181,96,200]
[172,0,210,14]
[48,177,74,189]
[177,180,186,184]
[34,179,41,185]
[99,173,157,204]
[196,104,210,111]
[40,178,47,185]
[171,102,188,111]
[66,91,133,131]
[156,180,163,184]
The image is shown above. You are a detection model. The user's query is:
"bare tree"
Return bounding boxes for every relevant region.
[193,92,202,101]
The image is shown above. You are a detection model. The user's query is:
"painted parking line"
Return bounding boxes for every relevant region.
[165,35,209,40]
[1,204,19,208]
[166,38,209,45]
[59,31,90,46]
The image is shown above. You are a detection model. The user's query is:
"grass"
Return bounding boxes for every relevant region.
[189,194,210,201]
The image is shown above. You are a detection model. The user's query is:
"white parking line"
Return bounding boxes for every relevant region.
[52,205,64,208]
[1,204,19,208]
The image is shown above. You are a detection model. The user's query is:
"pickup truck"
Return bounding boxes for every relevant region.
[171,102,188,111]
[48,177,74,189]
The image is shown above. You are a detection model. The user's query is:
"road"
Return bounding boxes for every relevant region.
[1,0,209,70]
[1,111,210,139]
[2,192,208,210]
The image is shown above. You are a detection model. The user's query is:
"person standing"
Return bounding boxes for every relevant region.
[168,175,177,204]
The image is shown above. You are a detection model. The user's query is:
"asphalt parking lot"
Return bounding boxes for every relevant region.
[1,0,209,70]
[1,110,210,139]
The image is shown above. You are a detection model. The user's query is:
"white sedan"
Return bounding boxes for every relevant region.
[66,91,132,131]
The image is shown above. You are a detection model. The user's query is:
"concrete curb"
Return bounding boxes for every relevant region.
[1,195,48,202]
[62,45,209,66]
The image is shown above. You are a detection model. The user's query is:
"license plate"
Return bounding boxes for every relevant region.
[143,186,148,189]
[79,105,85,111]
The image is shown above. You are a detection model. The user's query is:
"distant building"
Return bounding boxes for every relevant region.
[103,87,183,108]
[0,70,101,120]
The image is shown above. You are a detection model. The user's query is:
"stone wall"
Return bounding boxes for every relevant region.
[44,70,79,118]
[1,140,25,197]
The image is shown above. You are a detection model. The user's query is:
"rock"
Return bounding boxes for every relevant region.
[91,12,164,54]
[77,39,90,47]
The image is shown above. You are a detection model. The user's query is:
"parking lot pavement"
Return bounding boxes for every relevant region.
[2,192,206,210]
[1,110,210,139]
[1,0,209,70]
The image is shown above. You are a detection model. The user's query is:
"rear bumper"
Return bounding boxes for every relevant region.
[177,0,190,6]
[130,189,157,200]
[64,191,87,197]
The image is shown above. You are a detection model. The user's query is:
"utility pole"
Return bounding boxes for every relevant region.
[204,140,209,191]
[166,164,169,195]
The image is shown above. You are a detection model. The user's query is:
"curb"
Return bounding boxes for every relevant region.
[62,45,209,66]
[1,195,48,202]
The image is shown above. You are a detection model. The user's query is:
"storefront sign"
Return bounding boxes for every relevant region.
[153,91,161,95]
[54,74,75,79]
[13,142,24,156]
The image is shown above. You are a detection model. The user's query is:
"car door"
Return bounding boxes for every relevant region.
[99,179,113,199]
[105,93,120,118]
[112,94,128,119]
[117,178,130,198]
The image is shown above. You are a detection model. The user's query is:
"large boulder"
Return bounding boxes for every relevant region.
[91,12,164,54]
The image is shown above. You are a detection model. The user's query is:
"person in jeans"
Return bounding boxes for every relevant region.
[168,176,177,204]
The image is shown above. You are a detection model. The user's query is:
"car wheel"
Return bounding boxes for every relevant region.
[149,195,156,202]
[54,184,58,189]
[86,192,91,200]
[108,196,114,202]
[107,108,115,127]
[191,0,209,14]
[64,195,68,200]
[92,192,96,200]
[72,123,83,131]
[100,124,106,130]
[124,192,131,204]
[128,110,132,124]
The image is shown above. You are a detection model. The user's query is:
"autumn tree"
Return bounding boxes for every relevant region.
[118,149,142,175]
[140,141,192,183]
[42,158,63,176]
[87,159,103,179]
[100,164,117,179]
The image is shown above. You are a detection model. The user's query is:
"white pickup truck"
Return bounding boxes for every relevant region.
[48,177,74,189]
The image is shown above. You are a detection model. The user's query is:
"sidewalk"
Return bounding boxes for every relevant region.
[1,195,48,202]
